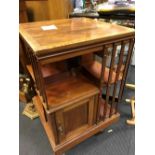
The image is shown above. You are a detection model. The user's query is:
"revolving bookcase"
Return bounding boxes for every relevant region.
[19,18,134,155]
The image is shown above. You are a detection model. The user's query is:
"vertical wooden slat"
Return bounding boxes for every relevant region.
[97,89,102,122]
[116,38,135,113]
[104,43,117,119]
[100,46,108,87]
[120,39,135,100]
[29,49,40,91]
[97,46,108,121]
[24,44,38,89]
[30,52,45,105]
[109,41,126,117]
[36,59,49,109]
[32,54,44,96]
[25,47,38,96]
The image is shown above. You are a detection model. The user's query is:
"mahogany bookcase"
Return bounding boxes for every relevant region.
[19,18,134,155]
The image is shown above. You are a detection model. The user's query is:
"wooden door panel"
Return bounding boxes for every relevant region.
[55,96,96,143]
[64,100,88,134]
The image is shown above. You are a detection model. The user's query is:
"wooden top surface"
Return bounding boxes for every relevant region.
[19,18,134,56]
[45,73,99,113]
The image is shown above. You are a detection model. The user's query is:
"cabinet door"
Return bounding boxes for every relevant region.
[55,96,96,143]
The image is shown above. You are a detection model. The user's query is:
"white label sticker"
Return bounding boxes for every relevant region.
[41,25,57,31]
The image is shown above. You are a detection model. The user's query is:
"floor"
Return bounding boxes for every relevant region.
[19,65,135,155]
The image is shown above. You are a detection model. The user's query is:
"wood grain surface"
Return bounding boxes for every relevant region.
[45,73,99,113]
[19,18,134,55]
